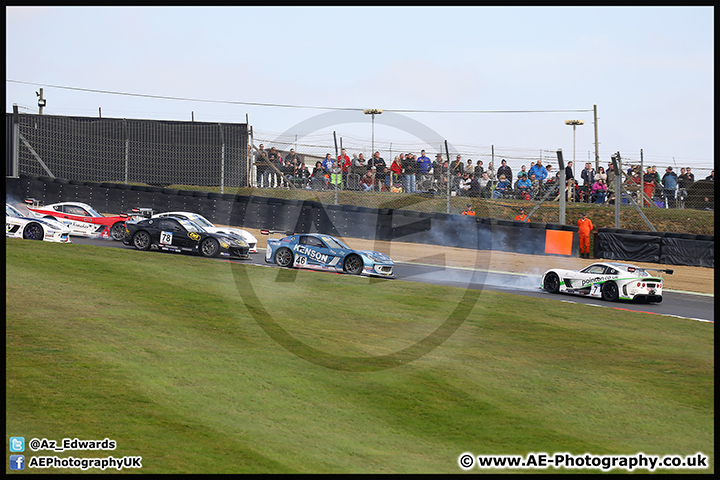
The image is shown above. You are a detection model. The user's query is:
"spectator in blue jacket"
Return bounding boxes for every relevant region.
[529,160,548,184]
[661,166,678,208]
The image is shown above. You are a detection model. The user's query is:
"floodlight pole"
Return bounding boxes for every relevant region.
[363,109,383,156]
[565,119,584,179]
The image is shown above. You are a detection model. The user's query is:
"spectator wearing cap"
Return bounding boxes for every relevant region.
[462,204,476,216]
[515,172,532,198]
[515,208,528,222]
[661,166,678,208]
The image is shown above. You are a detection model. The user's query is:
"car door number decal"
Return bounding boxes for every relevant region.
[160,231,173,244]
[294,255,307,267]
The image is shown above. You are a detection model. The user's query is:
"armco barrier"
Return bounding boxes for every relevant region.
[5,174,587,258]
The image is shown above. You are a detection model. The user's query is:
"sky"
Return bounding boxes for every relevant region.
[5,6,715,171]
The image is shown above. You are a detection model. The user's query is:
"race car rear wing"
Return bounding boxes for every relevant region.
[24,198,41,208]
[628,266,674,276]
[260,229,294,237]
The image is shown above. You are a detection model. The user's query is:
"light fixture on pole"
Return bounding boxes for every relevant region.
[565,119,584,179]
[363,109,383,155]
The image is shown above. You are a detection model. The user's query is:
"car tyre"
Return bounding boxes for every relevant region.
[200,238,220,258]
[601,281,619,302]
[23,222,44,240]
[132,231,152,251]
[544,272,560,293]
[274,247,294,268]
[343,254,363,275]
[110,222,126,241]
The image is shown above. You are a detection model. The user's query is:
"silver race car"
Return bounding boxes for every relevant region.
[541,262,673,303]
[6,203,72,243]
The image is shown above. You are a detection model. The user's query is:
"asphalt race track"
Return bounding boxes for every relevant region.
[71,236,715,323]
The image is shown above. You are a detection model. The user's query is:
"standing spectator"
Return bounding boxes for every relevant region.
[705,170,714,181]
[352,153,367,176]
[591,178,608,204]
[462,204,476,216]
[474,160,484,176]
[282,148,301,185]
[390,156,403,186]
[402,153,417,193]
[545,164,556,185]
[515,207,529,222]
[594,166,607,184]
[338,148,351,186]
[650,165,662,185]
[661,166,678,208]
[486,161,496,182]
[685,167,695,183]
[529,159,548,184]
[450,154,464,176]
[565,161,575,185]
[322,153,335,173]
[432,153,445,188]
[417,150,432,190]
[266,146,282,187]
[255,143,270,187]
[580,162,595,187]
[677,168,690,188]
[497,159,512,182]
[369,151,388,191]
[577,212,594,259]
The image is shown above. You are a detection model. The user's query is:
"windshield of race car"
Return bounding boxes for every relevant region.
[7,204,24,217]
[177,219,207,233]
[321,236,350,250]
[187,214,215,228]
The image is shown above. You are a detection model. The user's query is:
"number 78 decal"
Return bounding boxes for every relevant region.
[160,231,173,244]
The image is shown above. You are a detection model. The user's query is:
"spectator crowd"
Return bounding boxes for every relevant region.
[252,144,712,209]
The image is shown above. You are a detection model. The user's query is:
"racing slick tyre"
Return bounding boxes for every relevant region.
[543,272,560,294]
[343,254,363,275]
[23,222,44,240]
[132,231,152,251]
[200,238,220,258]
[110,222,126,241]
[601,281,619,302]
[274,247,294,268]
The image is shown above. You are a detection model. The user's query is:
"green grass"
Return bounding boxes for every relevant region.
[6,239,714,473]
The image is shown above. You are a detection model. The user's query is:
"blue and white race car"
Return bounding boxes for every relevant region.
[262,230,394,278]
[6,203,71,243]
[541,261,673,303]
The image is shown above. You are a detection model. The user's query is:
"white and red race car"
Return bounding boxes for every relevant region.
[541,261,673,303]
[6,203,72,243]
[25,199,129,241]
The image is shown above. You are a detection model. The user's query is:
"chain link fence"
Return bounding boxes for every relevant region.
[6,113,713,236]
[249,129,714,236]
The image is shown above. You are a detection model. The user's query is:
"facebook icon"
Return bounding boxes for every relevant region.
[10,454,25,470]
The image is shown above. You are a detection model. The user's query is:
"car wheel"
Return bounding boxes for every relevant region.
[601,281,619,302]
[343,254,363,275]
[110,222,126,241]
[132,231,152,251]
[544,272,560,293]
[200,238,220,258]
[23,222,44,240]
[274,247,294,268]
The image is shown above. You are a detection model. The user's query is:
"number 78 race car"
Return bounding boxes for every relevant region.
[541,262,673,303]
[262,230,394,278]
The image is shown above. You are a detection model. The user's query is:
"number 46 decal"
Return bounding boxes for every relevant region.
[160,231,173,244]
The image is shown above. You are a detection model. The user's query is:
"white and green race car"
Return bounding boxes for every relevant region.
[541,262,673,303]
